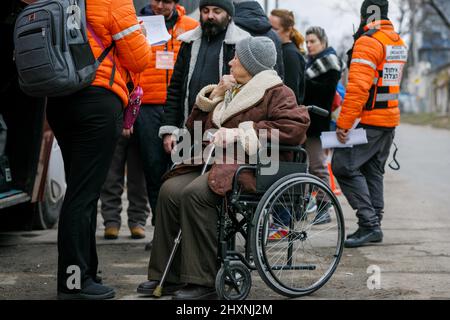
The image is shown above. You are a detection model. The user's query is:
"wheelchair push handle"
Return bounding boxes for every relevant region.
[306,105,329,117]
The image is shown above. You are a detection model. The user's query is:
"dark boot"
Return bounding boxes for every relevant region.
[346,227,384,241]
[57,279,115,300]
[346,228,361,240]
[344,227,383,248]
[172,284,217,300]
[137,280,185,296]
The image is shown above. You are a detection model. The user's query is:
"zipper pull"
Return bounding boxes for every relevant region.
[42,28,46,37]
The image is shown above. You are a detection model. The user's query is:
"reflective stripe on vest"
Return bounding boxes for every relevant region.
[364,29,407,110]
[376,93,399,101]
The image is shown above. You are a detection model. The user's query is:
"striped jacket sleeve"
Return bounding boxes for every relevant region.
[337,36,384,129]
[109,0,151,73]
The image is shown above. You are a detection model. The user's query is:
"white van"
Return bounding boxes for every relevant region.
[0,0,66,230]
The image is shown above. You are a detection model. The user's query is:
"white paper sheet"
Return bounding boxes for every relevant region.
[139,15,171,46]
[320,128,368,149]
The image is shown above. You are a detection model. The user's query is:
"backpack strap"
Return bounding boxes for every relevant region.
[86,22,116,87]
[364,28,378,37]
[97,42,115,64]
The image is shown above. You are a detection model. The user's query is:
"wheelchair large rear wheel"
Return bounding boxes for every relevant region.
[251,173,345,297]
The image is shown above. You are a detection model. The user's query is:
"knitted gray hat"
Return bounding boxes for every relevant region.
[200,0,235,17]
[235,37,276,76]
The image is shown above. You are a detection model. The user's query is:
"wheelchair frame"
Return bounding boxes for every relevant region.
[215,145,345,300]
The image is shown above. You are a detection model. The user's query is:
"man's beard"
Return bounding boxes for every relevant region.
[201,16,229,37]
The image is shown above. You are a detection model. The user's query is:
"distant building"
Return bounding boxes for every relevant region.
[406,0,450,114]
[416,0,450,70]
[428,63,450,115]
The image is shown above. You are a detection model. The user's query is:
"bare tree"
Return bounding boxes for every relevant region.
[331,0,361,18]
[426,0,450,28]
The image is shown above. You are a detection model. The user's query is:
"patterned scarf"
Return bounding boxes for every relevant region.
[224,84,243,108]
[306,47,344,79]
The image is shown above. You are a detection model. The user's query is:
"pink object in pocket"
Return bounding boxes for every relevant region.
[123,86,143,129]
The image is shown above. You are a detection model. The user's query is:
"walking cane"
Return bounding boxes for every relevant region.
[153,143,215,297]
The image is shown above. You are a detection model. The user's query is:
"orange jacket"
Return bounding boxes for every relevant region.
[337,20,407,129]
[138,5,199,105]
[86,0,151,106]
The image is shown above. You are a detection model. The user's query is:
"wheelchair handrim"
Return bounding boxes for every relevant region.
[251,173,345,297]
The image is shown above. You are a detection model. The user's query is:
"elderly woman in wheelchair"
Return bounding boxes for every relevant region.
[138,36,345,300]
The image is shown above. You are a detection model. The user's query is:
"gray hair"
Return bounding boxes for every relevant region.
[306,26,328,48]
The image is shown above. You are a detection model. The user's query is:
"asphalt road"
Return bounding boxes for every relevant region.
[1,123,449,300]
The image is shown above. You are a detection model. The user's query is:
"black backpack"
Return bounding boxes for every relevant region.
[13,0,113,97]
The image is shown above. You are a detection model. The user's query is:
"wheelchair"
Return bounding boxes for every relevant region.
[154,107,345,300]
[214,144,345,300]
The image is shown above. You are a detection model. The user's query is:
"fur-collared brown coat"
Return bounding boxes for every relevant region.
[166,70,311,196]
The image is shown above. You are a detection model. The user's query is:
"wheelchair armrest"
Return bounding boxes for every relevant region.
[231,144,308,196]
[259,143,306,152]
[232,165,257,197]
[258,144,308,164]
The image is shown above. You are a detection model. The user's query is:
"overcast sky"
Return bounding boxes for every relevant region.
[257,0,401,48]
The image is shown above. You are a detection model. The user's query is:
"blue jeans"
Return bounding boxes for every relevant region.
[134,105,169,225]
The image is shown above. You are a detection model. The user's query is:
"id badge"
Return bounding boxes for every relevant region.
[156,51,174,70]
[382,63,404,86]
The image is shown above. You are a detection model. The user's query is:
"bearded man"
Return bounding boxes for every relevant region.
[158,0,250,154]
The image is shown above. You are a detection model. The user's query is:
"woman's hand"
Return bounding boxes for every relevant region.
[163,134,176,154]
[212,127,240,148]
[210,75,237,99]
[122,126,133,138]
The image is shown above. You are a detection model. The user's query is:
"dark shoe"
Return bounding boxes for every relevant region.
[344,228,383,248]
[94,274,103,284]
[58,280,115,300]
[172,284,217,300]
[312,210,331,225]
[144,240,153,251]
[346,228,361,240]
[346,227,383,242]
[137,280,185,296]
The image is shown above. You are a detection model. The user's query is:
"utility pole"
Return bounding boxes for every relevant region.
[264,0,269,12]
[276,0,279,8]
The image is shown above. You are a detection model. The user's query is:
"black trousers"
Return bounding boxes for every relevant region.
[332,128,394,228]
[47,86,123,292]
[133,105,169,224]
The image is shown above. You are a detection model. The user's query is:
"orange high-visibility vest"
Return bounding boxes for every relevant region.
[362,28,408,111]
[139,5,199,105]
